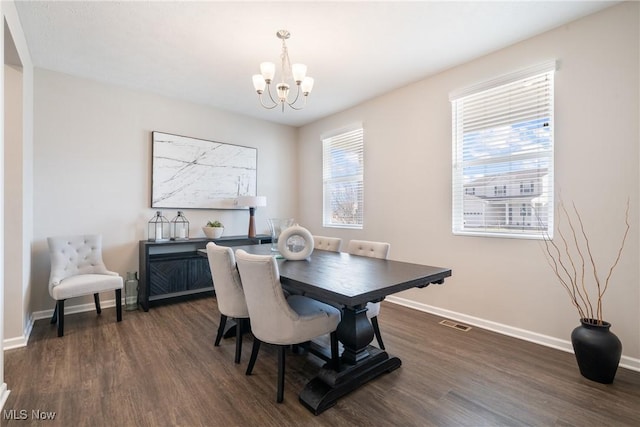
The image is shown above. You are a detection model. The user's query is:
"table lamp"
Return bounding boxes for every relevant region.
[236,195,267,238]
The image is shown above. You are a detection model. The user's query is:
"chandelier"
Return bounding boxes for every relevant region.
[252,30,314,112]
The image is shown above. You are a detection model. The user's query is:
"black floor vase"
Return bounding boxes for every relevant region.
[571,318,622,384]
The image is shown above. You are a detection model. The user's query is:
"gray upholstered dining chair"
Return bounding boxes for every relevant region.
[346,239,391,350]
[235,249,341,403]
[47,234,123,337]
[206,242,250,364]
[313,235,343,252]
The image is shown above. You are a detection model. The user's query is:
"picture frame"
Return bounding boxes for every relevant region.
[151,131,257,209]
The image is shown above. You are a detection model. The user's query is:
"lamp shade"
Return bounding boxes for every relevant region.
[301,77,314,94]
[252,75,266,92]
[236,195,267,208]
[292,63,307,83]
[260,62,275,81]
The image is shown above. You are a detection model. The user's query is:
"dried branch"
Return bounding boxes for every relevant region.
[566,202,594,320]
[542,198,630,324]
[598,199,631,322]
[542,213,588,319]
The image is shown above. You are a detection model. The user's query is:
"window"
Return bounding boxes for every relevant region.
[450,61,555,238]
[322,127,364,229]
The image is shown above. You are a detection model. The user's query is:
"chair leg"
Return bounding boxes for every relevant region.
[371,316,385,350]
[330,331,340,370]
[277,345,286,403]
[57,300,65,337]
[115,288,122,322]
[94,293,102,314]
[246,339,261,375]
[215,315,227,347]
[234,318,243,364]
[51,303,58,324]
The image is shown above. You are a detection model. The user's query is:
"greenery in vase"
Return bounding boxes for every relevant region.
[206,221,223,228]
[542,199,630,325]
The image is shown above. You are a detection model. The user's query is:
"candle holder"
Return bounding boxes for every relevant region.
[148,211,170,242]
[170,211,190,240]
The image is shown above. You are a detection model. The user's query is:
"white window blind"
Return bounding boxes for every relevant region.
[322,127,364,229]
[451,61,555,239]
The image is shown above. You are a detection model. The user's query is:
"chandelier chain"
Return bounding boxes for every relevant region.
[280,39,292,84]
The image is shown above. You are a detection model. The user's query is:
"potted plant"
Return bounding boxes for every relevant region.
[203,220,224,239]
[542,199,630,383]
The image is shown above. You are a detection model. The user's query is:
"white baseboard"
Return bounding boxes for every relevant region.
[3,298,119,350]
[2,313,35,350]
[0,383,10,411]
[385,295,640,373]
[31,297,119,322]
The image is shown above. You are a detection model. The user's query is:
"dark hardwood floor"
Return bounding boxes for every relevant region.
[3,297,639,426]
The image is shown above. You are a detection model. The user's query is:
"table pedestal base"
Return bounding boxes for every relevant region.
[299,346,401,415]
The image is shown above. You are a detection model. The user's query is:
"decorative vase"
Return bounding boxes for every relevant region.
[203,226,224,239]
[267,218,294,252]
[124,272,138,311]
[277,225,314,260]
[571,318,622,384]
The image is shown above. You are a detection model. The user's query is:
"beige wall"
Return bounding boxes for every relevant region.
[298,2,640,363]
[30,69,298,314]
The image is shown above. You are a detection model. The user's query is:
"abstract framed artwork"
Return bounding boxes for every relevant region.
[151,131,257,209]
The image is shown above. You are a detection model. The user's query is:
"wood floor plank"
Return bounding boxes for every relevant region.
[3,297,639,426]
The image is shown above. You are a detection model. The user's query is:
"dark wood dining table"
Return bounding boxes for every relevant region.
[202,244,452,414]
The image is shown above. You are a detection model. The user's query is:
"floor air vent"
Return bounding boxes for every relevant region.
[439,319,472,332]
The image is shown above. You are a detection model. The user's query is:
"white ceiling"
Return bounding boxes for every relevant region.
[13,1,617,127]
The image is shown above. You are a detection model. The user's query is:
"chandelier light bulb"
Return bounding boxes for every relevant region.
[252,75,266,93]
[292,63,307,84]
[260,62,275,83]
[301,77,314,95]
[277,83,290,102]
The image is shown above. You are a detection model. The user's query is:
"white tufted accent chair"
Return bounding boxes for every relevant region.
[206,242,250,364]
[47,234,123,337]
[235,249,341,403]
[313,235,343,252]
[346,239,391,350]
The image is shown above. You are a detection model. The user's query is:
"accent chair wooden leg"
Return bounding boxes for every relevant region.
[94,293,102,314]
[215,315,227,347]
[246,339,261,375]
[115,289,122,322]
[277,345,286,403]
[57,300,65,337]
[51,303,58,324]
[371,316,385,350]
[234,318,243,364]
